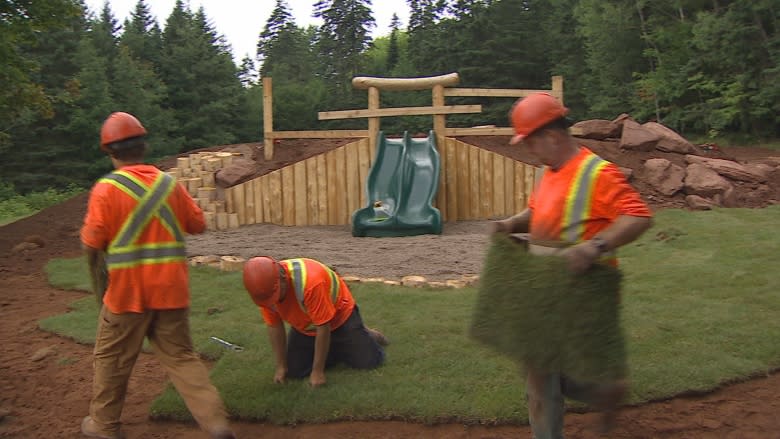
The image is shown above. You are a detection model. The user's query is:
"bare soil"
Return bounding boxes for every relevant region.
[1,138,779,438]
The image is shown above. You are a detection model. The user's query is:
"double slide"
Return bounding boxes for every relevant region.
[351,131,442,237]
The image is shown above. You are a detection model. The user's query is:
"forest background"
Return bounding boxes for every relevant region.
[2,0,778,196]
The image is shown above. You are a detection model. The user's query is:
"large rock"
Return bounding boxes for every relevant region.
[620,119,661,151]
[642,122,697,154]
[215,159,256,187]
[685,195,717,210]
[685,155,771,183]
[571,119,621,140]
[643,158,685,196]
[684,163,733,198]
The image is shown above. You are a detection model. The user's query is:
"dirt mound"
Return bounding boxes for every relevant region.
[459,135,780,210]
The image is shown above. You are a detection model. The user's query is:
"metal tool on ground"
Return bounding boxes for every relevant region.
[209,336,244,352]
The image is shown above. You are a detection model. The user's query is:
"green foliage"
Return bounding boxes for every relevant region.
[0,183,84,225]
[41,206,780,424]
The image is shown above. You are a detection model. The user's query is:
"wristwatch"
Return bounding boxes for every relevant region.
[590,237,609,254]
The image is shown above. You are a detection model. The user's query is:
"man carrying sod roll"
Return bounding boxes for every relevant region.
[485,93,653,438]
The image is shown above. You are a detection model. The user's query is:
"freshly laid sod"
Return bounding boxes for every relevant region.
[42,206,780,424]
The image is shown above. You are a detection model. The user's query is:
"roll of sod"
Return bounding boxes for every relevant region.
[470,234,626,383]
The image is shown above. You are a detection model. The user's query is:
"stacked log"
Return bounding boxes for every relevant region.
[169,152,238,230]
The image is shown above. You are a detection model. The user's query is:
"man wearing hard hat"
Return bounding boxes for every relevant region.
[492,93,653,438]
[243,256,387,388]
[80,112,235,439]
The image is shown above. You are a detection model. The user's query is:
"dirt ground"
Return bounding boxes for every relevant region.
[1,138,780,438]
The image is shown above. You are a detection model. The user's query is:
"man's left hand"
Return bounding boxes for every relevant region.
[309,370,326,388]
[561,241,601,274]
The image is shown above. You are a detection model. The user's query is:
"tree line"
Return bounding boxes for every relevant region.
[2,0,777,194]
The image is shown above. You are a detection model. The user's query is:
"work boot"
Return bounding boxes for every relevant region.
[210,426,237,439]
[80,416,123,439]
[366,327,390,347]
[593,380,627,433]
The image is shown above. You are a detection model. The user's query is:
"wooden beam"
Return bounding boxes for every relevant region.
[432,85,445,139]
[444,126,583,137]
[445,127,515,136]
[444,88,550,98]
[551,75,564,103]
[367,86,379,157]
[318,105,482,121]
[271,130,369,139]
[352,73,459,90]
[262,77,274,160]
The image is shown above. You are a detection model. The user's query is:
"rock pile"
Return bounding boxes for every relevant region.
[573,116,780,210]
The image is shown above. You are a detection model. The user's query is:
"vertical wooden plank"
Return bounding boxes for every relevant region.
[263,77,274,160]
[316,154,328,225]
[551,75,564,104]
[334,146,348,224]
[492,152,505,218]
[436,135,447,220]
[432,85,445,139]
[345,141,360,223]
[514,162,527,211]
[326,150,340,225]
[468,144,480,219]
[306,157,319,226]
[504,157,515,216]
[256,177,264,224]
[445,138,458,221]
[245,179,255,225]
[524,164,538,211]
[455,139,470,220]
[233,183,246,224]
[357,138,370,209]
[281,166,295,225]
[293,161,307,226]
[368,87,380,160]
[479,148,493,219]
[225,186,235,214]
[268,170,283,225]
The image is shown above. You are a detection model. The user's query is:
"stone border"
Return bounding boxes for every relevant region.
[188,255,479,289]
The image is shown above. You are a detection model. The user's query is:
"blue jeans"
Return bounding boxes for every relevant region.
[526,368,624,439]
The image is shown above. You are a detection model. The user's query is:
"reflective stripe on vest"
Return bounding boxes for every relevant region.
[100,171,186,269]
[560,153,616,260]
[282,259,340,331]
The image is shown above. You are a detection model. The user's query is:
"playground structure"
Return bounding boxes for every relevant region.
[221,73,565,227]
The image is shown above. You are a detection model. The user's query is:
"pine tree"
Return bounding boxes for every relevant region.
[120,0,163,70]
[386,13,401,71]
[314,0,376,92]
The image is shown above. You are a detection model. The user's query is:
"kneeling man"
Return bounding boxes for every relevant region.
[242,256,387,387]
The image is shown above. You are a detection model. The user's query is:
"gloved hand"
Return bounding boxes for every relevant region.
[560,240,601,274]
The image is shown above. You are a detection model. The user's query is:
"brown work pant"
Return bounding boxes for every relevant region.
[89,306,229,435]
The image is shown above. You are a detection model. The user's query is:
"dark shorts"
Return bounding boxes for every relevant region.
[286,305,385,378]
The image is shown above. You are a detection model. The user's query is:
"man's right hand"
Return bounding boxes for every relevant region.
[273,366,287,384]
[489,219,510,234]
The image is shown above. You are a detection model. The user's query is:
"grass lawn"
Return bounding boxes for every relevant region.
[41,206,780,424]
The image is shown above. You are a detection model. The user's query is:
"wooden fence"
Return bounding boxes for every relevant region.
[224,137,540,226]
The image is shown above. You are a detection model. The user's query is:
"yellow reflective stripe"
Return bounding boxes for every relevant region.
[284,259,308,312]
[561,154,608,243]
[326,266,340,303]
[109,173,173,250]
[99,171,184,243]
[106,242,186,269]
[574,160,609,241]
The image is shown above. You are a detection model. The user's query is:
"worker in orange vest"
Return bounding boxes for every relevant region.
[80,112,235,439]
[492,93,653,438]
[243,256,387,387]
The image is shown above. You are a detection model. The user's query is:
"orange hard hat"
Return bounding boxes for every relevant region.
[243,256,283,306]
[509,92,569,145]
[100,112,147,151]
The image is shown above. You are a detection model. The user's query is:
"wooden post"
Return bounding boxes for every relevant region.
[432,84,445,140]
[263,77,274,160]
[551,75,564,104]
[368,86,380,157]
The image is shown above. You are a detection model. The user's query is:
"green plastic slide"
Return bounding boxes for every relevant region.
[352,131,442,237]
